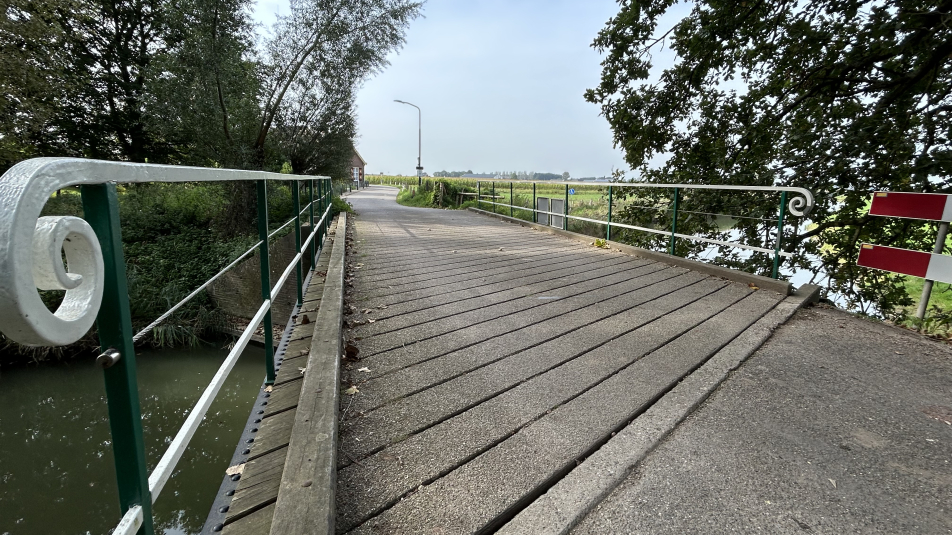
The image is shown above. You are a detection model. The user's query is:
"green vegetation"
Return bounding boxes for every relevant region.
[0,0,416,361]
[0,0,422,234]
[0,181,356,364]
[587,0,952,320]
[393,179,479,209]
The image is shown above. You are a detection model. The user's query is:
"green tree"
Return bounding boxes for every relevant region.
[587,0,952,316]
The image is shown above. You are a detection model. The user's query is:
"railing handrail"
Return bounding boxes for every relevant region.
[0,157,335,535]
[443,177,815,279]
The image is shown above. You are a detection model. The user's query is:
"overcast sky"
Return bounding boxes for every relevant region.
[254,0,630,178]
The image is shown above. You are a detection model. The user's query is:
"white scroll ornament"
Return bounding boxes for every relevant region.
[0,159,104,346]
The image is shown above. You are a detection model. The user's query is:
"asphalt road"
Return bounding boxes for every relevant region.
[571,304,952,534]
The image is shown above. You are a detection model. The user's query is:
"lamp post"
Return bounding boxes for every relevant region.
[394,99,422,186]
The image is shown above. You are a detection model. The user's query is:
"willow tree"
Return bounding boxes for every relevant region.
[209,0,422,230]
[587,0,952,316]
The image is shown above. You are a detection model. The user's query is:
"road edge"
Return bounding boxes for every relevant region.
[268,212,347,535]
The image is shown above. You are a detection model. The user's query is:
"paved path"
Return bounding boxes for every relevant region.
[569,304,952,534]
[335,187,805,534]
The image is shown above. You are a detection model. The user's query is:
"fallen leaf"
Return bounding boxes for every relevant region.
[344,385,359,395]
[367,319,376,323]
[378,304,388,309]
[829,479,837,488]
[362,309,373,314]
[357,367,371,373]
[301,315,310,324]
[344,344,360,359]
[264,385,273,393]
[225,464,245,476]
[748,283,759,290]
[298,367,307,375]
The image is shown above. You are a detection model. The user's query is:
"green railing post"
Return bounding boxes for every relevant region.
[319,180,326,247]
[292,181,304,305]
[323,179,329,245]
[669,187,680,255]
[772,191,788,279]
[563,184,569,231]
[510,182,513,218]
[492,182,496,214]
[477,182,481,209]
[256,180,276,384]
[607,185,613,241]
[309,179,316,267]
[532,183,537,223]
[81,183,154,535]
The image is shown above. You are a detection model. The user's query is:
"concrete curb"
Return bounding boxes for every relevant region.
[497,284,821,535]
[467,207,793,296]
[269,213,347,535]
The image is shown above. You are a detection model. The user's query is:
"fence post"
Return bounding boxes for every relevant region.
[533,183,537,223]
[292,180,303,305]
[607,185,613,241]
[669,187,680,255]
[309,180,316,267]
[916,221,951,322]
[477,182,481,210]
[81,183,154,535]
[510,182,513,217]
[563,184,568,231]
[771,191,787,279]
[256,180,276,384]
[492,182,496,214]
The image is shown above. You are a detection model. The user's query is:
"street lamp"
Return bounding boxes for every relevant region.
[394,99,423,186]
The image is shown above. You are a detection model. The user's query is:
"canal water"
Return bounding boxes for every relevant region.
[0,344,266,535]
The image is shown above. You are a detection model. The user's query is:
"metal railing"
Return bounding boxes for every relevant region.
[0,158,335,535]
[471,179,815,279]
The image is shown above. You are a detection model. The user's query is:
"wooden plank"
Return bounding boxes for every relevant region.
[274,358,307,386]
[288,322,316,342]
[269,213,347,535]
[226,447,288,521]
[263,379,302,418]
[222,503,275,535]
[282,338,311,357]
[249,408,296,461]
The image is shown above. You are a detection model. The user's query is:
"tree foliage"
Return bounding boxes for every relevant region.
[587,0,952,316]
[0,0,422,210]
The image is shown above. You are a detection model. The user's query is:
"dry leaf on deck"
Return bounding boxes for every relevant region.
[225,464,245,476]
[357,367,371,373]
[344,385,359,395]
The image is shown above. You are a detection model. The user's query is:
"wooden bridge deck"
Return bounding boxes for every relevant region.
[332,187,797,533]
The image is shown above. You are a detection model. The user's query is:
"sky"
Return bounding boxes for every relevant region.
[253,0,631,178]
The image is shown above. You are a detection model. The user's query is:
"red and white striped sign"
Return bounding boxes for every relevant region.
[869,191,952,222]
[857,243,952,283]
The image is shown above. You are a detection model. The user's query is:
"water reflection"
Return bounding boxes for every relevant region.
[0,343,265,535]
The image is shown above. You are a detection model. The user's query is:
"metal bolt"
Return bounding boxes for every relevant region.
[95,348,121,369]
